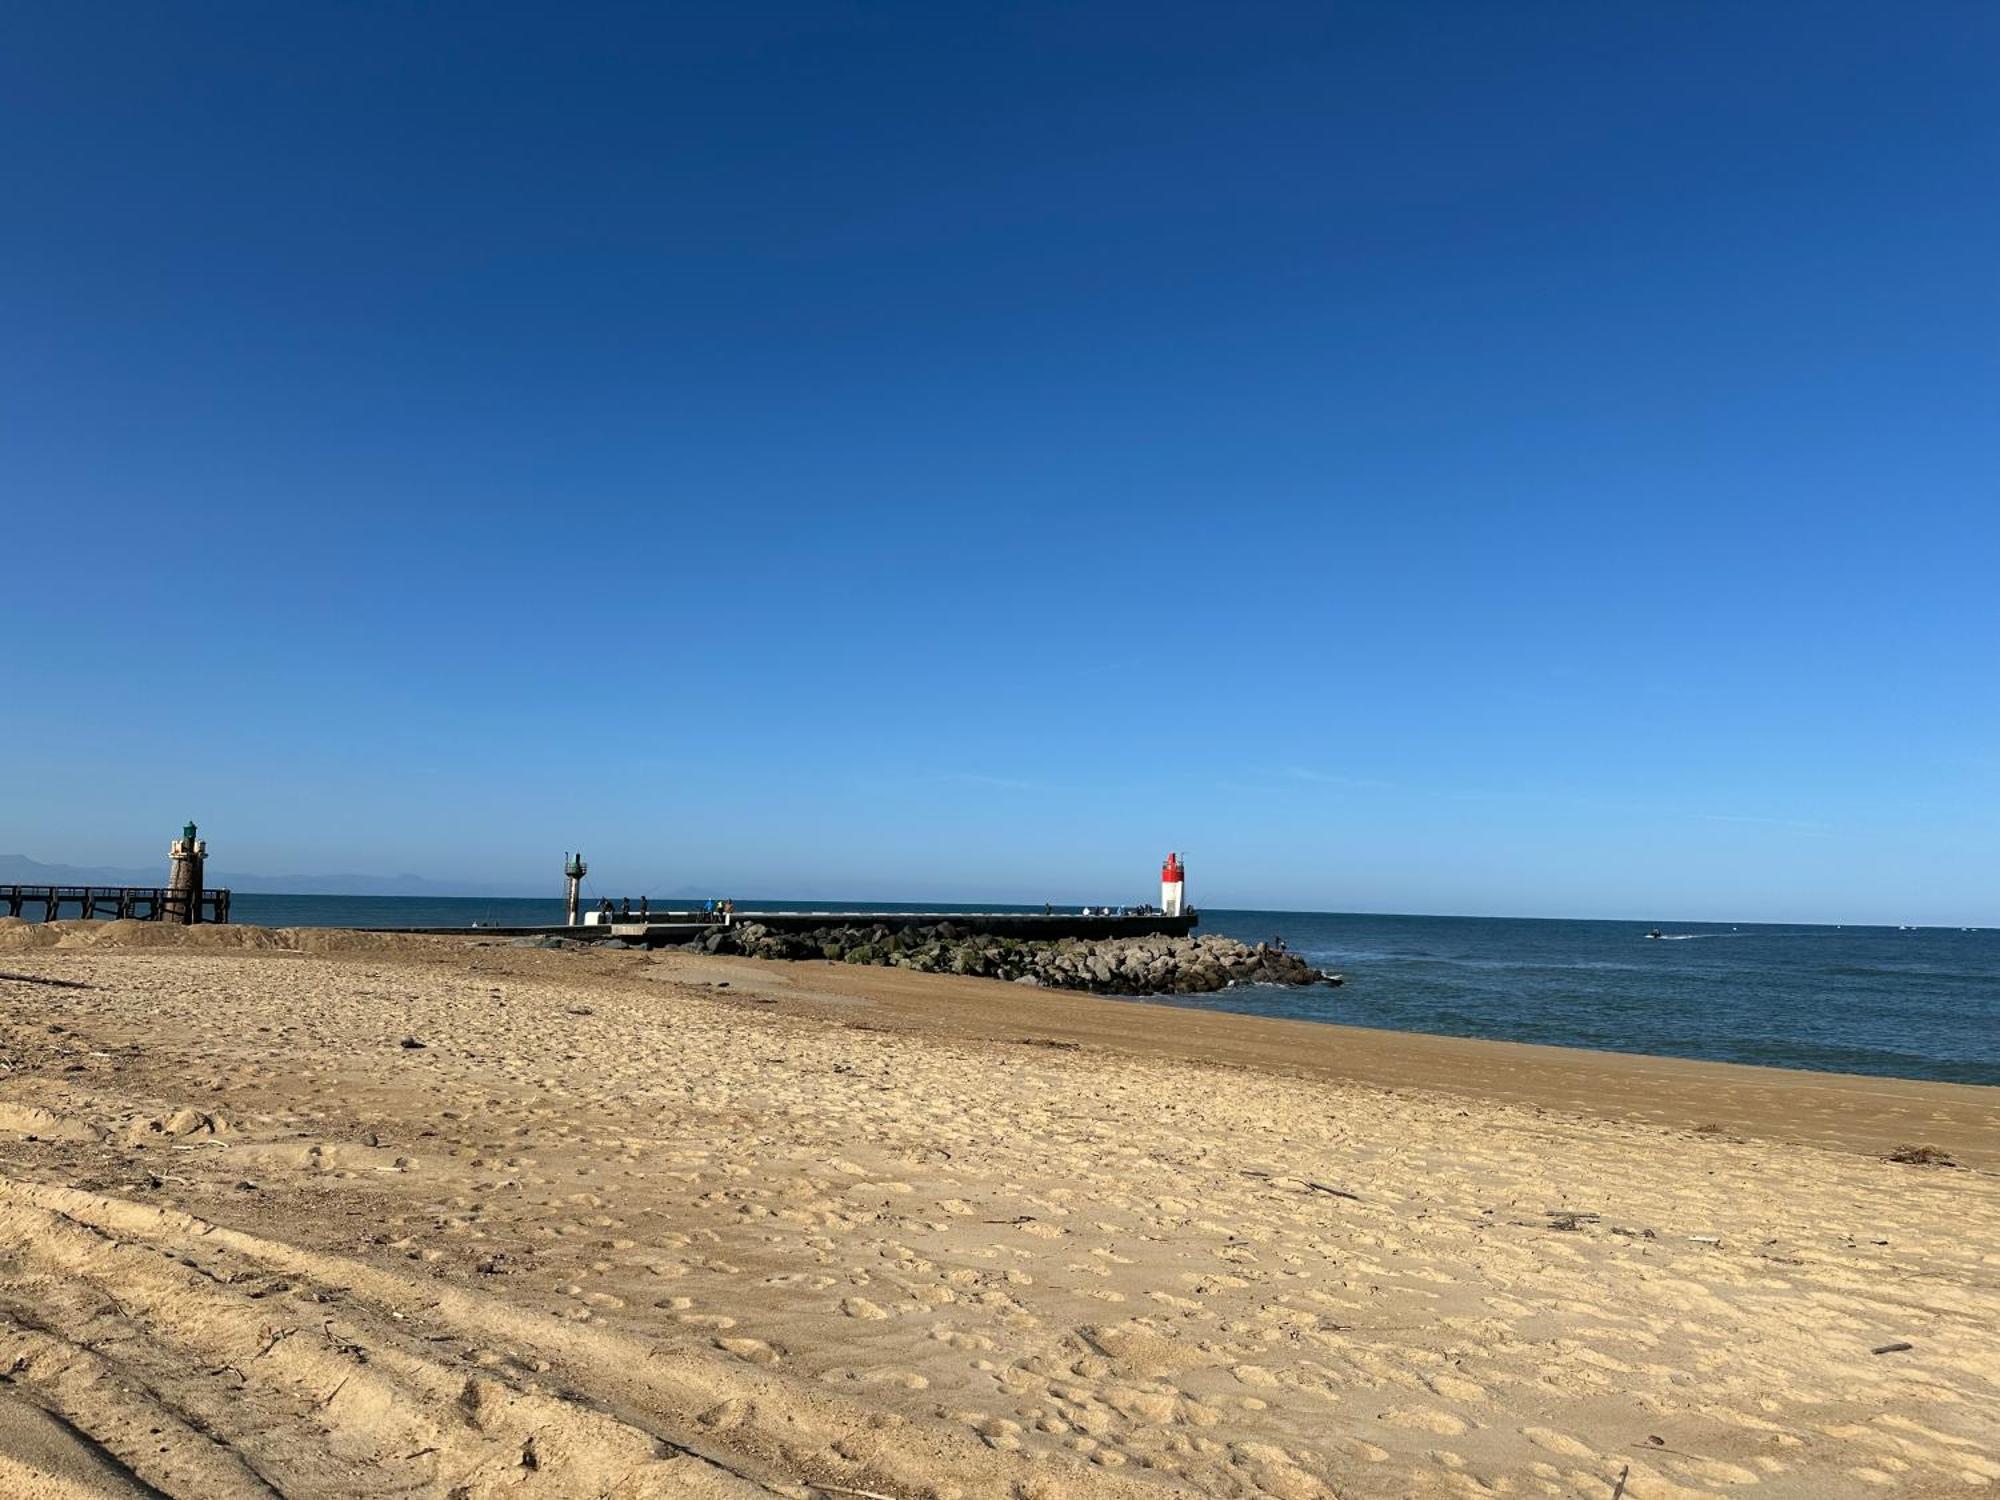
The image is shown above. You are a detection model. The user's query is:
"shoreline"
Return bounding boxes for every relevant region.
[13,908,1990,1087]
[677,947,2000,1173]
[3,919,1994,1169]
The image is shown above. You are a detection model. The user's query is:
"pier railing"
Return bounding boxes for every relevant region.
[1,885,232,924]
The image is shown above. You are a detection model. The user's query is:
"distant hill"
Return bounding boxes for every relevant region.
[0,854,536,899]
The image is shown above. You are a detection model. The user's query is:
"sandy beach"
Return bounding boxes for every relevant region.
[0,921,1992,1499]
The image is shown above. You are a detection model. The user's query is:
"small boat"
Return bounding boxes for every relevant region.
[1646,927,1663,940]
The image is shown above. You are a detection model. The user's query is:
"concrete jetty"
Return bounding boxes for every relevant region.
[371,850,1204,948]
[375,908,1198,947]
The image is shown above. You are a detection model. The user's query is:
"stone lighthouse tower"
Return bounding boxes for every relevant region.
[564,852,588,926]
[166,821,207,925]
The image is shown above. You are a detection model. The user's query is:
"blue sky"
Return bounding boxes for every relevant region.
[3,3,1995,922]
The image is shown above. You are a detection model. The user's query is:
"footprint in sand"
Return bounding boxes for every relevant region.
[1520,1425,1597,1459]
[1381,1407,1471,1436]
[1425,1372,1486,1401]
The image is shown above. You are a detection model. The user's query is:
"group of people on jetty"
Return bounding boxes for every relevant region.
[596,897,737,921]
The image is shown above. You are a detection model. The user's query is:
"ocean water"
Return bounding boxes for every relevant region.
[1192,911,2000,1087]
[226,896,1999,1086]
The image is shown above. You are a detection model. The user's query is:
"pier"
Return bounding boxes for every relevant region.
[381,851,1204,948]
[375,908,1197,946]
[719,909,1196,940]
[1,884,232,924]
[6,822,231,925]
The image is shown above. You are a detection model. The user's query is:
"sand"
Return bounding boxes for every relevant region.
[0,921,1992,1498]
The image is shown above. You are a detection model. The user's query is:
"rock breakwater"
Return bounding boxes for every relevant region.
[694,922,1341,995]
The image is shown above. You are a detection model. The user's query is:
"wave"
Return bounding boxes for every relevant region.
[1818,963,2000,984]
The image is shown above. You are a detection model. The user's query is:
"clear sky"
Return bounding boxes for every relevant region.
[3,3,1995,923]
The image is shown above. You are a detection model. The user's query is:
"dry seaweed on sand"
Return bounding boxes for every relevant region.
[1887,1143,1957,1166]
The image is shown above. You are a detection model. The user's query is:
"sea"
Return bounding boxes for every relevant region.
[227,896,1999,1087]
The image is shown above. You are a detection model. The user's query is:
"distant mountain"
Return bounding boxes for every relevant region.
[0,854,536,899]
[0,855,160,887]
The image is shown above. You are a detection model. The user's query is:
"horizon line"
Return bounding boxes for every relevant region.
[211,891,1987,932]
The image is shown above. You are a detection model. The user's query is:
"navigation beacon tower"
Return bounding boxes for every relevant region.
[564,852,588,926]
[1160,852,1186,917]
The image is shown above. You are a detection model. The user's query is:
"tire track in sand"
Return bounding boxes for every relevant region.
[0,1177,1161,1499]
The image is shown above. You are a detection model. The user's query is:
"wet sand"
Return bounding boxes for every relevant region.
[0,920,1993,1498]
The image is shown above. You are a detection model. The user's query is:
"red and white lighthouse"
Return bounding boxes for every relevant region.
[1160,852,1186,917]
